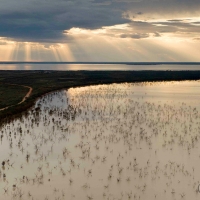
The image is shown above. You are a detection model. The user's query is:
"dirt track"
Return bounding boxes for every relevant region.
[0,84,33,111]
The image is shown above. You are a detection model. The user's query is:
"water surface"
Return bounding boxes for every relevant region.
[0,63,200,70]
[1,81,200,200]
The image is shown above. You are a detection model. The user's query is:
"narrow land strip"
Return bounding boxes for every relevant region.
[0,84,32,111]
[1,70,200,122]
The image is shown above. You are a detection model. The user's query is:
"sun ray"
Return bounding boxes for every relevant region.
[58,44,75,62]
[0,40,16,61]
[12,42,20,61]
[25,42,31,61]
[49,45,60,61]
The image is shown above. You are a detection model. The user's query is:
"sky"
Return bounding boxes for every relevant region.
[0,0,200,62]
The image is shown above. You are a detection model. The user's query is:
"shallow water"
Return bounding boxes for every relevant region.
[1,81,200,200]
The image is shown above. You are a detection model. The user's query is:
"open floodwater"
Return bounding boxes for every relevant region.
[1,81,200,200]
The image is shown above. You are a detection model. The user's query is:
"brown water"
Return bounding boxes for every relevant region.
[1,81,200,200]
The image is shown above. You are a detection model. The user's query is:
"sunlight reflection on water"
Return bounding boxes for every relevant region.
[0,64,200,70]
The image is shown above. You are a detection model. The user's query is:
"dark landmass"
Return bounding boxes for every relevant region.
[1,70,200,123]
[0,84,29,109]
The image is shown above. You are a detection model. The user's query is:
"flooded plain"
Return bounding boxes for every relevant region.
[1,81,200,200]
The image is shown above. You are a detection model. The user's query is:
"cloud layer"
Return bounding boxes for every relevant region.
[0,0,200,43]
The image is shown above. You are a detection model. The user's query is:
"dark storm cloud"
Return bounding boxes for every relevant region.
[121,0,200,15]
[0,0,129,42]
[0,0,200,42]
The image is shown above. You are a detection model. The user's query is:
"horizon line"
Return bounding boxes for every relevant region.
[0,62,200,65]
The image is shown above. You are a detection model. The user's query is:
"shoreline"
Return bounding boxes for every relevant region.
[1,70,200,124]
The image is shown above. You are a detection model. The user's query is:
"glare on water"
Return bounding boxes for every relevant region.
[1,81,200,200]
